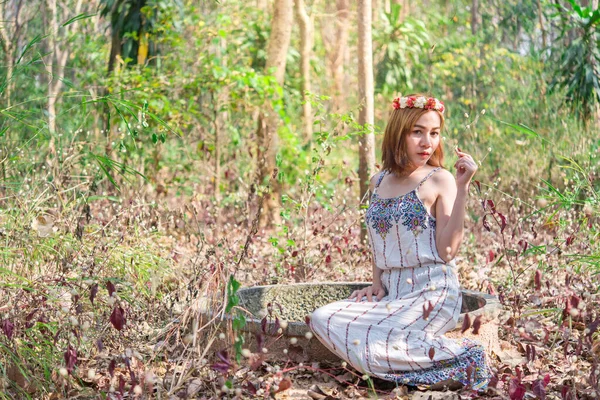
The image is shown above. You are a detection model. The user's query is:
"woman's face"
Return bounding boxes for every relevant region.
[404,111,441,169]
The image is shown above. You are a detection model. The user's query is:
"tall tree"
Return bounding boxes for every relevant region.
[0,0,35,107]
[45,0,83,151]
[294,0,313,140]
[322,0,349,113]
[256,0,293,227]
[471,0,479,35]
[100,0,156,74]
[357,0,376,239]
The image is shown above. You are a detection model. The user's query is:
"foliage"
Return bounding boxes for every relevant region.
[549,0,600,125]
[373,4,429,95]
[0,0,599,397]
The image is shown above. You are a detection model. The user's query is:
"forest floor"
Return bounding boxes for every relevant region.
[1,180,597,399]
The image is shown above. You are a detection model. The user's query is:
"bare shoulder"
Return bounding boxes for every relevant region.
[431,168,456,193]
[369,170,385,192]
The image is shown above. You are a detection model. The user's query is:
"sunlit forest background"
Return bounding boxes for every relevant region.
[1,0,599,398]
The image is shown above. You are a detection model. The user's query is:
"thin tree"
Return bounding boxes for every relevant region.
[46,0,83,152]
[322,0,349,114]
[0,0,35,108]
[256,0,293,227]
[294,0,313,140]
[357,0,376,240]
[471,0,479,35]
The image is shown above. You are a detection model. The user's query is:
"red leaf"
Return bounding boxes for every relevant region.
[64,346,77,374]
[543,373,550,386]
[518,239,529,253]
[108,359,116,377]
[566,235,575,246]
[498,212,507,232]
[461,313,471,333]
[118,376,126,394]
[569,295,580,310]
[261,316,268,333]
[325,255,332,264]
[212,362,231,373]
[473,180,481,194]
[532,379,546,400]
[89,283,98,305]
[291,251,298,257]
[275,377,292,393]
[486,199,496,213]
[1,319,15,339]
[487,250,495,263]
[216,350,230,365]
[482,215,491,232]
[472,315,482,335]
[422,301,434,320]
[509,378,526,400]
[428,347,435,360]
[466,364,474,383]
[106,281,116,297]
[244,382,257,395]
[110,306,126,331]
[534,270,542,291]
[256,333,264,350]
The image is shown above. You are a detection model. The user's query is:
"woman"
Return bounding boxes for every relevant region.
[309,94,491,391]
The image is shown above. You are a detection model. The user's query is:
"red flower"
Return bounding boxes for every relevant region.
[426,97,437,109]
[392,98,401,109]
[406,97,415,107]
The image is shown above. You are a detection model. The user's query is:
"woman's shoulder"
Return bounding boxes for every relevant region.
[430,167,455,189]
[369,170,386,191]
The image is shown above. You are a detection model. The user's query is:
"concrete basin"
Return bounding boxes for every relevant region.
[234,282,502,363]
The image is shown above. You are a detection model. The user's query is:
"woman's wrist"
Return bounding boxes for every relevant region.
[456,183,470,195]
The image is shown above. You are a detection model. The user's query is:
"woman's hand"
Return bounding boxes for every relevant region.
[349,282,386,302]
[454,148,478,189]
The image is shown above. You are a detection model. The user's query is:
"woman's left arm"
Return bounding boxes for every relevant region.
[435,149,478,262]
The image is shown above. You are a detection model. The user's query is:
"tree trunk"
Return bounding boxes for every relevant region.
[294,0,313,141]
[395,0,409,23]
[372,0,379,23]
[256,0,293,228]
[0,0,29,109]
[471,0,478,35]
[537,0,547,51]
[46,0,59,143]
[357,0,376,240]
[46,0,82,148]
[0,1,12,107]
[323,0,349,114]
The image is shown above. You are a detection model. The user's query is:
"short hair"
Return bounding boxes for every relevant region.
[381,94,445,176]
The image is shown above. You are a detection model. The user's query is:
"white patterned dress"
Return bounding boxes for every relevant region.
[309,168,491,390]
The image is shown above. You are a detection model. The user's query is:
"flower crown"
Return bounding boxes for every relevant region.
[392,96,445,114]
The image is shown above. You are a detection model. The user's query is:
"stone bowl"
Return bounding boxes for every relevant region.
[233,282,502,363]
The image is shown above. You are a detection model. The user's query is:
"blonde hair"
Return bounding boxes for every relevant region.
[381,93,445,176]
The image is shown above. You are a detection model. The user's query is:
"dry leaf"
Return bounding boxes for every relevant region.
[31,215,55,237]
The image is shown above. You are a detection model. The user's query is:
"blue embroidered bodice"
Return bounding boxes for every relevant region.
[365,168,451,269]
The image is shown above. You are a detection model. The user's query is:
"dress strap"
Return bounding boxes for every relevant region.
[372,170,388,194]
[416,167,441,189]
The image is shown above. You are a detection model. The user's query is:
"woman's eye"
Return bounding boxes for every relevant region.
[432,131,440,136]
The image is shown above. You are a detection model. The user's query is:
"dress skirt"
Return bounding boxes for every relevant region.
[309,263,491,390]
